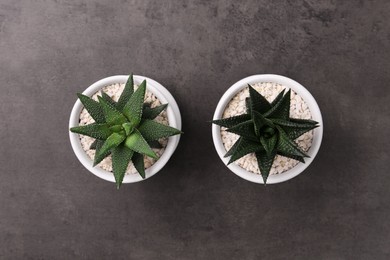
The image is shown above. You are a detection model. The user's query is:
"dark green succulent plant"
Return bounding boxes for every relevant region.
[212,85,319,184]
[70,74,182,188]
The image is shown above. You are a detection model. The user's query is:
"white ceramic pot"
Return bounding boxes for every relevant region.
[212,74,323,184]
[69,75,182,183]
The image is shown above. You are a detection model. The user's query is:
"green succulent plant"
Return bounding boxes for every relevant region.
[70,74,182,188]
[212,85,319,184]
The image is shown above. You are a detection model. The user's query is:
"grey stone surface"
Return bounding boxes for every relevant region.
[0,0,389,259]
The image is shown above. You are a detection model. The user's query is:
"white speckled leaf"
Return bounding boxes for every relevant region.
[112,144,134,188]
[70,123,112,140]
[77,93,105,123]
[138,119,182,141]
[98,96,127,126]
[125,129,157,159]
[117,74,134,110]
[122,80,146,127]
[132,152,146,179]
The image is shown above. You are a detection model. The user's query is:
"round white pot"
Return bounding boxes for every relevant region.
[69,75,182,183]
[212,74,323,184]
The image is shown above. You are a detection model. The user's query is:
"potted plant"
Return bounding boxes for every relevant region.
[69,74,182,188]
[212,74,323,184]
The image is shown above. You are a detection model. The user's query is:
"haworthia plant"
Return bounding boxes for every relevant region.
[70,74,182,188]
[212,85,319,184]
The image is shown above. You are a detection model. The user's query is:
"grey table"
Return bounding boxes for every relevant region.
[1,1,389,259]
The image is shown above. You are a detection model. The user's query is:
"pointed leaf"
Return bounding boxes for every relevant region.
[277,151,305,163]
[111,144,134,188]
[248,85,271,113]
[94,132,126,166]
[264,89,291,119]
[70,123,112,140]
[98,96,128,126]
[260,134,277,156]
[101,91,117,107]
[77,93,105,123]
[132,152,146,179]
[224,137,242,157]
[290,118,318,125]
[256,150,276,184]
[245,98,252,114]
[93,138,111,166]
[226,120,257,141]
[275,126,309,158]
[212,114,251,128]
[227,138,264,164]
[122,80,146,127]
[274,119,318,140]
[284,126,317,141]
[117,74,134,110]
[271,118,317,128]
[142,104,168,119]
[138,119,182,141]
[125,129,157,159]
[270,89,285,107]
[89,139,99,150]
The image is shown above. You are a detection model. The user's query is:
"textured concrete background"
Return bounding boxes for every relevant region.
[1,0,389,259]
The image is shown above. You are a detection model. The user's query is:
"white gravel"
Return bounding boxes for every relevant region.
[78,83,169,175]
[220,82,314,175]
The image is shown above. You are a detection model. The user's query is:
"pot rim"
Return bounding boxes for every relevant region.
[69,75,182,183]
[212,74,323,184]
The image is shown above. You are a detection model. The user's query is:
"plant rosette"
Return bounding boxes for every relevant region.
[212,74,323,184]
[69,75,182,187]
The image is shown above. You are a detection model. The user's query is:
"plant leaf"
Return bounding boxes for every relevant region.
[256,150,276,184]
[142,104,168,119]
[94,132,126,166]
[212,114,251,128]
[284,126,317,141]
[148,140,163,149]
[138,119,182,141]
[125,129,157,159]
[101,91,117,107]
[76,93,105,123]
[248,85,271,113]
[132,152,146,179]
[227,138,264,164]
[89,139,99,150]
[245,98,252,114]
[122,80,146,127]
[264,89,291,120]
[111,144,134,189]
[275,126,309,158]
[70,123,112,140]
[277,151,305,163]
[97,96,128,126]
[224,137,242,157]
[290,118,318,125]
[271,118,317,128]
[260,134,277,156]
[93,138,111,166]
[273,119,318,140]
[226,120,258,141]
[117,73,134,110]
[252,110,274,136]
[270,89,285,106]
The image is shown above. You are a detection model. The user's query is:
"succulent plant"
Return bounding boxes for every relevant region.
[70,74,182,188]
[212,85,319,184]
